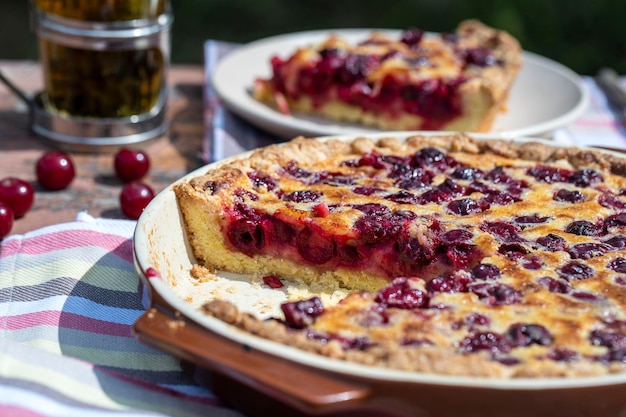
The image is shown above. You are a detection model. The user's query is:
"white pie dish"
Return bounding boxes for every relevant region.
[133,131,626,417]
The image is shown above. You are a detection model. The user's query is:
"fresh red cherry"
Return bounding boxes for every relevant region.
[36,151,75,190]
[120,181,154,220]
[114,148,150,182]
[0,202,14,239]
[0,177,34,218]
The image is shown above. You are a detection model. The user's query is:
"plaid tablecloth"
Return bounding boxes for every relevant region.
[1,40,626,417]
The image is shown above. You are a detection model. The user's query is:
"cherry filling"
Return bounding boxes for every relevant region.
[590,329,626,349]
[460,331,511,356]
[605,213,626,234]
[227,218,264,257]
[468,282,522,306]
[547,348,579,362]
[471,263,501,280]
[526,165,573,184]
[452,166,484,181]
[608,257,626,273]
[557,261,595,281]
[266,28,506,129]
[225,198,487,280]
[263,275,284,288]
[515,214,549,225]
[247,171,277,191]
[462,47,500,67]
[459,322,554,362]
[375,277,430,309]
[568,242,612,260]
[554,189,586,203]
[506,323,554,347]
[463,312,491,329]
[278,189,321,203]
[480,221,523,242]
[599,193,626,210]
[281,297,324,328]
[571,168,604,187]
[536,233,567,251]
[537,276,572,294]
[605,235,626,249]
[526,166,604,188]
[565,220,602,237]
[400,28,424,46]
[427,273,471,293]
[447,198,482,216]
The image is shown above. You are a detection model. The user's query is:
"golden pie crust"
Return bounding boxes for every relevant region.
[175,134,626,378]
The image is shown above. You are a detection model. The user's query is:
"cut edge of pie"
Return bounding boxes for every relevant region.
[175,137,391,293]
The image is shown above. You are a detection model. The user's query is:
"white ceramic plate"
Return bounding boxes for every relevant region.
[211,29,589,140]
[134,131,626,391]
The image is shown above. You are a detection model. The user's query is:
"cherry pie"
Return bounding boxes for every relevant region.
[175,134,626,377]
[252,20,522,132]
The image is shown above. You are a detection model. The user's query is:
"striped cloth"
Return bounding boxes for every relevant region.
[0,213,244,417]
[554,77,626,149]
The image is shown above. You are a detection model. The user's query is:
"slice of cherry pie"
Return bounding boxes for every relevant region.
[252,20,522,132]
[175,133,626,377]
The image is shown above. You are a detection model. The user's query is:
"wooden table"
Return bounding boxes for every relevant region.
[0,60,206,235]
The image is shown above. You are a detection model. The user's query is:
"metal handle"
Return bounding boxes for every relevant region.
[0,69,33,109]
[595,68,626,111]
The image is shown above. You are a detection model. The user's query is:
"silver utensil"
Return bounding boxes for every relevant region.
[595,67,626,133]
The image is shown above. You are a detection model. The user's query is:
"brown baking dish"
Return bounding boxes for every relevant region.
[133,133,626,417]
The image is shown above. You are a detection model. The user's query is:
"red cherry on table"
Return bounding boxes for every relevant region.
[120,181,155,220]
[0,177,35,218]
[0,201,14,239]
[114,148,150,182]
[36,151,75,190]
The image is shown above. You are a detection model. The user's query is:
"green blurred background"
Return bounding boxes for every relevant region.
[1,0,624,75]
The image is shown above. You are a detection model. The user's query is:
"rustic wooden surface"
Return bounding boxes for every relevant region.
[0,60,206,235]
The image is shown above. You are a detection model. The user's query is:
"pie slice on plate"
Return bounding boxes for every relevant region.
[252,20,522,132]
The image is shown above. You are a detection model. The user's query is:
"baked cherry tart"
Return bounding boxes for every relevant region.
[175,133,626,378]
[253,20,521,132]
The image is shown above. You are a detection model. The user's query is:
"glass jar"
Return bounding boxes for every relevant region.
[37,30,168,118]
[34,0,167,22]
[31,1,171,119]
